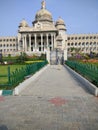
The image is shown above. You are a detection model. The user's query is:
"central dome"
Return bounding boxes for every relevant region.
[35,1,53,22]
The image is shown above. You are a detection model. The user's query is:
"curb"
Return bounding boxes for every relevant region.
[0,90,13,96]
[0,90,2,96]
[64,64,98,96]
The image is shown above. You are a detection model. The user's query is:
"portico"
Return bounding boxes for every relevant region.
[20,32,56,53]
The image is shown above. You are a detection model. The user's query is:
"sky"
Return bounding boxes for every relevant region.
[0,0,98,36]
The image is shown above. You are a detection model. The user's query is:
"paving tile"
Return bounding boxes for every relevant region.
[0,65,98,130]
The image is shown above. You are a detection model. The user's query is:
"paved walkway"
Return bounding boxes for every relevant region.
[0,65,98,130]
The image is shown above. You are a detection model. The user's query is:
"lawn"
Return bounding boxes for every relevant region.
[0,60,46,86]
[0,65,26,75]
[0,65,26,84]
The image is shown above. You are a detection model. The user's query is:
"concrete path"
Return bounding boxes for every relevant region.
[0,65,98,130]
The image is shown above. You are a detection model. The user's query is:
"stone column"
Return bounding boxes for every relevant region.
[51,34,54,50]
[17,36,20,51]
[41,34,43,52]
[24,35,27,52]
[22,35,25,51]
[29,34,31,52]
[46,50,50,64]
[64,48,67,61]
[34,34,37,51]
[53,34,56,49]
[46,33,49,50]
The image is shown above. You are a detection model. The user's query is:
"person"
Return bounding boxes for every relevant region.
[57,56,61,70]
[61,55,64,65]
[57,56,60,65]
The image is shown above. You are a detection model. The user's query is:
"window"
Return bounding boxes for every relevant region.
[86,36,88,39]
[79,37,81,39]
[79,42,81,45]
[7,44,9,47]
[39,47,41,51]
[3,44,5,47]
[90,36,92,39]
[31,47,33,51]
[68,43,70,46]
[71,43,73,46]
[0,39,2,42]
[31,37,34,40]
[94,36,96,39]
[86,42,88,45]
[49,42,51,45]
[82,42,84,45]
[75,43,77,46]
[50,47,52,51]
[10,44,12,47]
[68,37,70,40]
[13,39,15,41]
[75,37,77,40]
[82,37,85,39]
[90,42,92,45]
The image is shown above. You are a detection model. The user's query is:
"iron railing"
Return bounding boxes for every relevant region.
[0,61,48,89]
[66,60,98,87]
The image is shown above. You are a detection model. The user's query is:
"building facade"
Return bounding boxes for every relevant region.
[0,1,98,57]
[67,34,98,54]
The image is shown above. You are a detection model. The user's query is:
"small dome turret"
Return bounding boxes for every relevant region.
[19,19,29,28]
[55,17,66,31]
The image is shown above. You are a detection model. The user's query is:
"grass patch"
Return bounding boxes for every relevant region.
[0,61,46,89]
[0,65,26,86]
[25,60,43,64]
[0,65,26,75]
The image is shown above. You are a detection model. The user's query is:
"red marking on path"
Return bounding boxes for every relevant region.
[49,97,67,106]
[0,96,5,102]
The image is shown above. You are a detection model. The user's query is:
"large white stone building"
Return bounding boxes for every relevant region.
[0,1,98,57]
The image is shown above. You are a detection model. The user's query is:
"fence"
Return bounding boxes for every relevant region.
[0,61,47,89]
[66,60,98,87]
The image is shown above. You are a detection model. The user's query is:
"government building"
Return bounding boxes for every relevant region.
[0,1,98,59]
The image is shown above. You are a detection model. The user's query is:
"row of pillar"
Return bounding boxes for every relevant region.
[21,33,56,52]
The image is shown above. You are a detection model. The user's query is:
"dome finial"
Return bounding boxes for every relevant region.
[41,0,46,9]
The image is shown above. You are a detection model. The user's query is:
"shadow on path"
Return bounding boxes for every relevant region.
[0,125,8,130]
